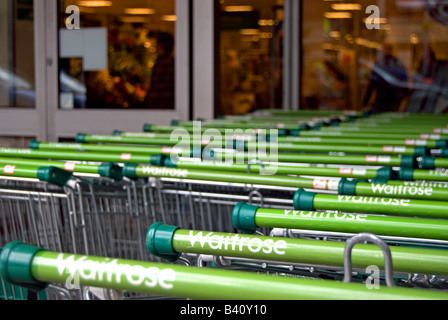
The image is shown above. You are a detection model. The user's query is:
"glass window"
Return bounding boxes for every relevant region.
[58,0,175,109]
[0,0,35,109]
[218,0,284,116]
[301,1,448,114]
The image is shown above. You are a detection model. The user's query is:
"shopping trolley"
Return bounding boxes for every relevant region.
[0,161,152,300]
[145,222,448,289]
[0,165,88,300]
[123,162,300,235]
[2,110,448,300]
[2,241,448,300]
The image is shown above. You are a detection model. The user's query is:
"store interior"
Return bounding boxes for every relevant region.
[3,0,448,116]
[302,0,448,114]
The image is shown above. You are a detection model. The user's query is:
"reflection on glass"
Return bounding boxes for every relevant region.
[362,41,409,113]
[59,0,175,109]
[0,0,35,108]
[142,31,175,109]
[301,0,448,113]
[218,0,283,116]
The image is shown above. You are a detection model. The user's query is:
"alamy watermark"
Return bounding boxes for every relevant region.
[65,5,80,30]
[365,5,381,30]
[365,265,381,289]
[64,4,381,31]
[168,121,280,175]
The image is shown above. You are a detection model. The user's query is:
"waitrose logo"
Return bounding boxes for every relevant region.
[141,166,188,178]
[370,183,433,196]
[337,195,411,207]
[429,169,448,178]
[284,210,368,221]
[0,148,32,154]
[56,254,176,290]
[188,231,288,255]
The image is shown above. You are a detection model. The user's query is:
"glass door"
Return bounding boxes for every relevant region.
[300,0,448,113]
[47,0,190,141]
[217,0,284,116]
[0,0,44,145]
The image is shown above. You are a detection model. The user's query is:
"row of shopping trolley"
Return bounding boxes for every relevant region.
[1,110,448,300]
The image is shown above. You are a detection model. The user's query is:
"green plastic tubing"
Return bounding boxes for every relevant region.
[338,117,448,124]
[3,242,448,300]
[398,168,448,182]
[247,142,425,157]
[0,147,155,164]
[434,158,448,169]
[339,118,448,124]
[380,180,448,189]
[147,224,448,276]
[123,164,340,190]
[173,120,299,131]
[77,135,436,157]
[113,131,173,139]
[0,164,40,179]
[297,131,448,141]
[318,126,448,134]
[338,179,448,202]
[177,119,312,129]
[354,182,448,201]
[0,165,73,187]
[258,109,352,116]
[280,136,446,149]
[158,160,443,201]
[75,134,226,148]
[338,123,448,130]
[210,150,414,168]
[232,203,448,241]
[30,141,194,156]
[76,135,433,157]
[0,157,119,178]
[143,124,287,136]
[293,189,448,219]
[413,169,448,181]
[169,158,390,180]
[418,157,448,169]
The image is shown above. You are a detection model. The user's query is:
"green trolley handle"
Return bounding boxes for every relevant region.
[0,158,123,182]
[399,167,448,182]
[171,119,306,131]
[122,163,339,190]
[0,147,158,165]
[338,121,448,128]
[231,202,448,241]
[293,189,448,219]
[161,158,445,201]
[145,223,448,277]
[77,134,438,158]
[296,130,448,141]
[420,156,448,169]
[4,242,448,300]
[75,134,228,148]
[208,150,418,168]
[30,140,196,157]
[317,126,448,134]
[143,124,289,137]
[166,157,397,181]
[338,178,448,202]
[0,165,73,187]
[121,163,445,200]
[280,136,448,149]
[246,142,429,157]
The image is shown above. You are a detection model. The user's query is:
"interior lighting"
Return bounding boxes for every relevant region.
[77,1,113,7]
